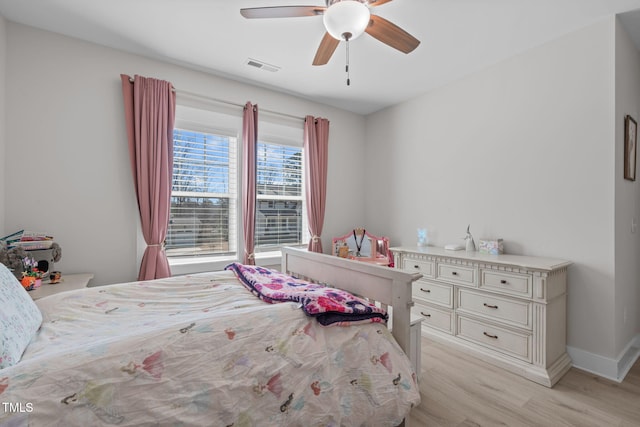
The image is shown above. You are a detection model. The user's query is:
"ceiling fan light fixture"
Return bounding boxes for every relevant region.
[323,1,370,41]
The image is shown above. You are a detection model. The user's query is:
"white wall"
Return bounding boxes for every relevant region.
[0,15,6,236]
[365,18,625,369]
[614,17,640,370]
[4,22,366,285]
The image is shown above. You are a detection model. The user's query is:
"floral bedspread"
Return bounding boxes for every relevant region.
[0,271,420,426]
[225,263,388,326]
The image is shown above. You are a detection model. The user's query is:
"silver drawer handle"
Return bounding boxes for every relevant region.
[483,303,498,309]
[420,288,431,293]
[420,311,431,318]
[483,332,498,339]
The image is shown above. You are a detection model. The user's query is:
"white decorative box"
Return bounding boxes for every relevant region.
[479,239,504,255]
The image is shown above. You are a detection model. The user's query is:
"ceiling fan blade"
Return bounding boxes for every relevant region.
[240,6,325,19]
[312,32,340,66]
[367,0,394,6]
[365,14,420,54]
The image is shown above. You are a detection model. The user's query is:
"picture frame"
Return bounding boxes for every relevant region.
[624,115,637,181]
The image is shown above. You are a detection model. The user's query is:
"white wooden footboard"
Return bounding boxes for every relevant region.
[280,247,422,357]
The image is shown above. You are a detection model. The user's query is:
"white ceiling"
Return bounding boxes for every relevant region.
[1,0,640,115]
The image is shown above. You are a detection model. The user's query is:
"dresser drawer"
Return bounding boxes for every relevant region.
[437,263,476,286]
[457,315,531,362]
[413,303,453,334]
[480,270,532,298]
[413,280,453,308]
[403,258,435,278]
[457,289,532,329]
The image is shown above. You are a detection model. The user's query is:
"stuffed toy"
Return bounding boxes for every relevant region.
[0,241,62,277]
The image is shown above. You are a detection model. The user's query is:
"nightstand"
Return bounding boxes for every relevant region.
[28,273,94,300]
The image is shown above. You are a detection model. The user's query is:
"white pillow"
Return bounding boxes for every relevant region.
[0,263,43,369]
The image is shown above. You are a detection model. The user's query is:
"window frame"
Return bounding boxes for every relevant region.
[254,134,308,254]
[166,124,239,259]
[158,103,308,276]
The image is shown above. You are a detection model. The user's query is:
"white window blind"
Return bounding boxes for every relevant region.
[166,128,237,257]
[255,141,305,252]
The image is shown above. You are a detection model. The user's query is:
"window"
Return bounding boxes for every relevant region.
[255,141,305,252]
[165,101,307,264]
[166,128,237,257]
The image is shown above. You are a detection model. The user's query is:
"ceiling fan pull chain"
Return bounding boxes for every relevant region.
[346,37,350,86]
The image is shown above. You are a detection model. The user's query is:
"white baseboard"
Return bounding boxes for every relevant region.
[567,334,640,382]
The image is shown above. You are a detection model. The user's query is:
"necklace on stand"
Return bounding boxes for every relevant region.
[353,229,366,257]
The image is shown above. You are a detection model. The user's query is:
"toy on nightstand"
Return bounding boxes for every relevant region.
[0,231,62,281]
[50,271,62,284]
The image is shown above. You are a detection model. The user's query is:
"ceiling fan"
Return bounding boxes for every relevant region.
[240,0,420,67]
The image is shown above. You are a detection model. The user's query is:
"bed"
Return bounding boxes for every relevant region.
[0,247,422,426]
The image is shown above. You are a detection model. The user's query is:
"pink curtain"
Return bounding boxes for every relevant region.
[304,116,330,253]
[120,74,176,280]
[242,102,258,265]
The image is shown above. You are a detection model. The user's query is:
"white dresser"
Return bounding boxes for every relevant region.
[392,246,572,387]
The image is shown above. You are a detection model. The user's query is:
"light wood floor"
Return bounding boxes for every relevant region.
[408,337,640,426]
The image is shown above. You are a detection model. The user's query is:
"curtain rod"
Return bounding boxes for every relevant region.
[127,77,305,122]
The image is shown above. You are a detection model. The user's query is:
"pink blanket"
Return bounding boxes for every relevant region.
[225,263,387,326]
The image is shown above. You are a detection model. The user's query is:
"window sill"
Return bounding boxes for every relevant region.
[168,251,290,276]
[168,255,236,276]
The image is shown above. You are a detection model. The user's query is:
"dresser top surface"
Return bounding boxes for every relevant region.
[390,246,571,272]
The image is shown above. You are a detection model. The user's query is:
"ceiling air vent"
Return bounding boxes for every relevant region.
[246,58,280,72]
